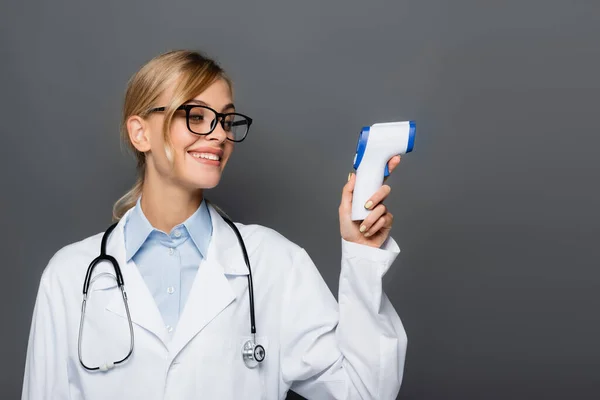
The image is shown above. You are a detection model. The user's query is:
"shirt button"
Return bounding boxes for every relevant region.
[174,230,181,238]
[167,286,175,294]
[168,248,174,255]
[166,325,173,333]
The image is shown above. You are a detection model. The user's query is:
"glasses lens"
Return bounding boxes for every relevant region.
[187,106,217,134]
[223,114,250,141]
[186,106,250,141]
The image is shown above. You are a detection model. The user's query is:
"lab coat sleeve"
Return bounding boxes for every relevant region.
[22,273,70,400]
[280,236,407,400]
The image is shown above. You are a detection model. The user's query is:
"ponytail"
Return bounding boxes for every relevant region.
[112,175,144,222]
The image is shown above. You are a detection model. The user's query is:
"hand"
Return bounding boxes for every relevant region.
[339,155,401,248]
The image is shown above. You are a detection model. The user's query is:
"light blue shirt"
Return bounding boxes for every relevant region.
[123,196,212,337]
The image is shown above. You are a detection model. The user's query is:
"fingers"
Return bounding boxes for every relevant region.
[363,184,391,211]
[359,204,393,237]
[341,160,396,215]
[383,155,401,183]
[365,213,393,237]
[344,154,398,207]
[359,185,392,236]
[389,155,401,173]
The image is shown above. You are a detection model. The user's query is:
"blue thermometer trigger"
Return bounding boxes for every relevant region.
[353,127,369,170]
[353,126,390,177]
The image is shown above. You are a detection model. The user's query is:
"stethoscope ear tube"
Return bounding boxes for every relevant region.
[79,222,133,371]
[218,213,257,335]
[83,222,120,295]
[78,285,135,371]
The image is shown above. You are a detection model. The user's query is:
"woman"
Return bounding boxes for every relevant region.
[22,50,407,400]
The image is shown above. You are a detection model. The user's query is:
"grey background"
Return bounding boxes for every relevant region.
[1,0,599,399]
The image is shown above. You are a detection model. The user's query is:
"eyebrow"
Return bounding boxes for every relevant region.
[185,99,235,112]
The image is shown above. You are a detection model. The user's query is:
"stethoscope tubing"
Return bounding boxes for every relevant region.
[77,210,261,371]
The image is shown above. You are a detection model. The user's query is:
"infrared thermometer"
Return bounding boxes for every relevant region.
[351,121,416,221]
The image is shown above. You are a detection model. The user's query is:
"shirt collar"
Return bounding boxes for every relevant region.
[124,196,212,262]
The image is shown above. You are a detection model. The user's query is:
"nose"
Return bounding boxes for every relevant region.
[206,118,228,143]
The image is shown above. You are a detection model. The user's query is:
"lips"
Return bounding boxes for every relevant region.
[188,152,220,166]
[188,147,224,157]
[189,151,220,161]
[187,147,223,166]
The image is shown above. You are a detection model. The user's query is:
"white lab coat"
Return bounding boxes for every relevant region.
[22,203,407,400]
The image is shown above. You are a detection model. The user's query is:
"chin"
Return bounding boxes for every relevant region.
[199,181,220,189]
[187,176,222,190]
[179,162,226,190]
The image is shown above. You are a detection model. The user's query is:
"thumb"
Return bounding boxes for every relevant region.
[340,172,355,213]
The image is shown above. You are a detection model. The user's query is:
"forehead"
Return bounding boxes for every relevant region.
[160,78,232,105]
[190,79,233,107]
[196,78,231,97]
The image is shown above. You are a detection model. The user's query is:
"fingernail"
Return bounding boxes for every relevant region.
[364,232,371,237]
[364,200,373,209]
[359,225,366,233]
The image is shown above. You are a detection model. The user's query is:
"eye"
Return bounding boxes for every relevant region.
[188,113,205,123]
[222,120,233,131]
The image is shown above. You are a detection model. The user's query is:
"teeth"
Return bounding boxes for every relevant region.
[190,152,220,161]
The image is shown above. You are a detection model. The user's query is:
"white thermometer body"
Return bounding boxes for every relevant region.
[351,121,416,221]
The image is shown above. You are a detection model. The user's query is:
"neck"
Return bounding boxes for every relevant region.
[140,169,203,234]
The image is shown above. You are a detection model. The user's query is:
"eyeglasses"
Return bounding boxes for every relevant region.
[148,104,253,142]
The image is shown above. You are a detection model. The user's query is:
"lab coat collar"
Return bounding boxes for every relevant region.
[204,202,250,276]
[104,202,250,355]
[169,202,250,358]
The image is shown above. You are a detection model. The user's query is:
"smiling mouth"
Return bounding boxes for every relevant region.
[188,151,222,166]
[189,152,221,161]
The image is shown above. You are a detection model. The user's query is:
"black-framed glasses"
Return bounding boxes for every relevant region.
[148,104,253,142]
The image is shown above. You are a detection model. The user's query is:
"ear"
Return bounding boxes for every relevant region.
[127,115,152,153]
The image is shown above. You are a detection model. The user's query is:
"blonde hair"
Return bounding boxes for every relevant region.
[112,50,233,221]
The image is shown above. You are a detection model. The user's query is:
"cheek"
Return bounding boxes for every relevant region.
[222,144,235,163]
[170,126,195,157]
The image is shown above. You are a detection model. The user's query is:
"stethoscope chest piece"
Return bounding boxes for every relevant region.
[242,339,266,369]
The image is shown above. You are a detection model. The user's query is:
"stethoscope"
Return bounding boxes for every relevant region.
[78,210,266,372]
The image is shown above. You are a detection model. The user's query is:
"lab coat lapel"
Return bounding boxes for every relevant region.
[169,204,249,358]
[105,209,169,345]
